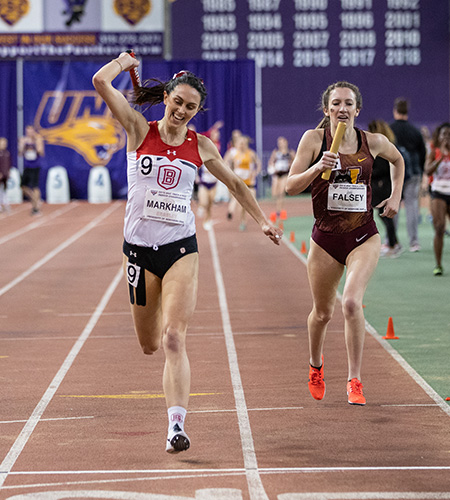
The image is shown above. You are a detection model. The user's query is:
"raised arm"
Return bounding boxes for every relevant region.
[197,134,282,244]
[92,52,148,151]
[36,134,45,156]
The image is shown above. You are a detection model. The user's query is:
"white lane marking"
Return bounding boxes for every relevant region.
[282,236,450,417]
[0,203,78,246]
[364,321,450,417]
[57,312,131,317]
[190,407,304,414]
[0,267,124,488]
[3,468,450,496]
[380,404,439,407]
[208,226,269,500]
[7,465,450,476]
[0,202,120,298]
[278,493,450,500]
[1,335,134,342]
[2,488,244,499]
[0,416,94,425]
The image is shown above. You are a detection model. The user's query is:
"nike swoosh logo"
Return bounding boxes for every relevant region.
[357,157,367,162]
[356,233,368,243]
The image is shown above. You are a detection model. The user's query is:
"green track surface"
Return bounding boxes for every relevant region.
[283,202,450,402]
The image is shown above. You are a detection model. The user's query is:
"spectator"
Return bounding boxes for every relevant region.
[390,98,427,252]
[368,120,403,257]
[0,137,11,212]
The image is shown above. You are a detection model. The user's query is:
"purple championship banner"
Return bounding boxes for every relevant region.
[171,0,449,149]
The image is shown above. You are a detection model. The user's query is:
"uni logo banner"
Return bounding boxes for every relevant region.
[24,60,132,199]
[0,0,29,26]
[113,0,151,26]
[33,90,126,167]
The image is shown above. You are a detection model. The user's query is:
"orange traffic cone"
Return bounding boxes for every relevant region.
[300,240,307,254]
[269,212,277,223]
[289,231,295,243]
[383,317,399,339]
[280,209,287,220]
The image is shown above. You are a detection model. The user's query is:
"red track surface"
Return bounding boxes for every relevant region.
[1,200,449,500]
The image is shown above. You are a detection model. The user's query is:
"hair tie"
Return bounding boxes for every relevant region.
[172,70,204,84]
[172,70,188,80]
[113,59,124,72]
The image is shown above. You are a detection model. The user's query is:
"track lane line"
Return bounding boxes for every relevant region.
[7,465,450,475]
[0,202,120,298]
[208,226,269,500]
[0,266,124,488]
[282,236,450,417]
[0,202,78,246]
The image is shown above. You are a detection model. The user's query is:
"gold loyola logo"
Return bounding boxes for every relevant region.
[114,0,151,26]
[34,90,126,167]
[0,0,29,26]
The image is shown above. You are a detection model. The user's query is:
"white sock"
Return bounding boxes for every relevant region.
[167,406,187,433]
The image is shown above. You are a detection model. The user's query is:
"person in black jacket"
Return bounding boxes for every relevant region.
[368,120,403,257]
[390,98,427,252]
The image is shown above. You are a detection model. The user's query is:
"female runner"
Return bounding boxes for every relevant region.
[425,122,450,276]
[286,81,404,405]
[92,52,282,453]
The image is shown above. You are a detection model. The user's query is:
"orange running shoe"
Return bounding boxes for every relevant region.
[308,356,325,400]
[347,378,366,405]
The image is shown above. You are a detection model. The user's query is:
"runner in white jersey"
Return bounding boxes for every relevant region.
[93,53,282,454]
[124,120,202,247]
[425,122,450,276]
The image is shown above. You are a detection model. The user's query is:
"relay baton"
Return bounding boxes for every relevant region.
[321,121,346,180]
[126,49,141,88]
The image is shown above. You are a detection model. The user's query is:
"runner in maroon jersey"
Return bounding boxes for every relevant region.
[286,81,404,405]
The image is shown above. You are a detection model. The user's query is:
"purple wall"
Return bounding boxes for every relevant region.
[172,1,449,153]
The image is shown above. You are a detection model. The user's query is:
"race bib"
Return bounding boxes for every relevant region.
[126,262,141,288]
[327,183,367,212]
[143,188,189,225]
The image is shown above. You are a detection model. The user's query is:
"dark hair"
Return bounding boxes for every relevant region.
[132,70,207,110]
[394,98,409,115]
[433,122,450,148]
[321,81,363,112]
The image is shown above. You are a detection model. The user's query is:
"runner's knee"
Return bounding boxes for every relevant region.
[311,306,333,325]
[162,326,186,355]
[341,296,362,319]
[434,221,446,236]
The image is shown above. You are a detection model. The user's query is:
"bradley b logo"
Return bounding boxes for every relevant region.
[34,90,126,167]
[0,0,29,26]
[114,0,151,26]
